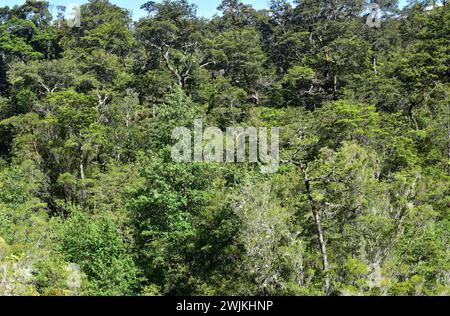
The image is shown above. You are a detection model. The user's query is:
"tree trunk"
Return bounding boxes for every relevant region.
[305,179,331,294]
[447,99,450,176]
[333,74,338,94]
[447,115,450,176]
[80,150,87,201]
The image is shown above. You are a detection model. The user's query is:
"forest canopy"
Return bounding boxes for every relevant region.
[0,0,449,296]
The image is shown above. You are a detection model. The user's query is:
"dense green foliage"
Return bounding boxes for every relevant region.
[0,0,449,296]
